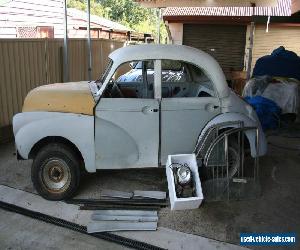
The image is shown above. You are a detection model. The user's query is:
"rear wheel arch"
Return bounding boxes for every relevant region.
[201,126,249,179]
[198,112,265,157]
[218,127,250,150]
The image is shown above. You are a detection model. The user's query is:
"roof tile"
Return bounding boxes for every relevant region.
[163,0,291,17]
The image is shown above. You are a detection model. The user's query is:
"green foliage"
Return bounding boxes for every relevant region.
[67,0,167,43]
[67,0,106,17]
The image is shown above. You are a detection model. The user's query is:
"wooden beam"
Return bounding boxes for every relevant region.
[135,0,278,8]
[163,16,251,25]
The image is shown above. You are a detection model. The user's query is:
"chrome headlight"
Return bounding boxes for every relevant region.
[177,165,192,185]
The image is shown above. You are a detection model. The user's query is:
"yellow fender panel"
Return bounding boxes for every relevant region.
[22,81,95,115]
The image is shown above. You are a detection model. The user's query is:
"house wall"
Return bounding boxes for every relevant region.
[167,20,300,79]
[0,1,131,39]
[292,0,300,13]
[0,0,65,38]
[168,23,183,44]
[245,23,300,74]
[0,27,16,38]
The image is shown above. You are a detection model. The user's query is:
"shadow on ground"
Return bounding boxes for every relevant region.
[1,131,300,249]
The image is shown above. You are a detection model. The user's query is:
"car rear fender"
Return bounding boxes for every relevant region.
[197,113,267,157]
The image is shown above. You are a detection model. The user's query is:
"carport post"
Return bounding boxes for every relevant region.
[87,0,92,80]
[157,8,161,44]
[246,21,255,81]
[63,0,69,82]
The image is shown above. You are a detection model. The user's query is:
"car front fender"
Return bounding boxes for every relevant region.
[13,112,96,172]
[198,113,267,157]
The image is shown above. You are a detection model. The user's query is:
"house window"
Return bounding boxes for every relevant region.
[17,27,37,38]
[16,26,54,38]
[37,26,54,38]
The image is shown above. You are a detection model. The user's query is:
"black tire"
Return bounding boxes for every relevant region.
[199,138,240,180]
[31,143,81,201]
[227,140,239,178]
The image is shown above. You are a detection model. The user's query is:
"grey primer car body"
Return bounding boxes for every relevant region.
[13,45,267,173]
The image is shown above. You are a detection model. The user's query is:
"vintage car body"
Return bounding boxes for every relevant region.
[13,44,267,200]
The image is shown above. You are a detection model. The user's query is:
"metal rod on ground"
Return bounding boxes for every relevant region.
[68,198,165,203]
[87,0,92,80]
[101,189,133,199]
[92,210,157,217]
[80,205,161,211]
[133,191,166,200]
[63,0,69,82]
[87,221,157,233]
[91,214,158,222]
[67,199,167,206]
[0,201,165,250]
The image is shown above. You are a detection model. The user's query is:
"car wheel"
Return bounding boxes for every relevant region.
[31,143,81,201]
[199,139,240,180]
[226,140,239,179]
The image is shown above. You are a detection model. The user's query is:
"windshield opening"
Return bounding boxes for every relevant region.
[96,59,113,86]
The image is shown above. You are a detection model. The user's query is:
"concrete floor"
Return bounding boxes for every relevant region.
[0,131,300,249]
[0,210,128,250]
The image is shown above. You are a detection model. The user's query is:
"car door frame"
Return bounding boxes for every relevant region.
[94,59,162,169]
[156,59,222,166]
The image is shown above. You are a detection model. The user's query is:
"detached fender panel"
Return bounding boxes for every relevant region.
[13,112,96,173]
[199,113,267,157]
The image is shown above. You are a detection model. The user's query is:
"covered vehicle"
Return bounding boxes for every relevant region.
[13,44,267,200]
[252,46,300,80]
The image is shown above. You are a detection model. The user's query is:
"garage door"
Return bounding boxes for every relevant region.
[252,25,300,71]
[183,24,247,78]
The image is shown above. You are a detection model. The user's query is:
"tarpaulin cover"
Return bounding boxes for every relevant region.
[252,46,300,80]
[242,76,272,97]
[262,80,299,114]
[245,96,281,130]
[243,77,299,114]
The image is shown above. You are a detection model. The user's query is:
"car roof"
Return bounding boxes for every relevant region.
[109,44,229,98]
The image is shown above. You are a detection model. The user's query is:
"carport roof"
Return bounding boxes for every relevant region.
[163,0,291,17]
[134,0,278,7]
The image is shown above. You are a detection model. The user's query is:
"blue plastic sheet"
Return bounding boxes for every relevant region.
[245,96,281,131]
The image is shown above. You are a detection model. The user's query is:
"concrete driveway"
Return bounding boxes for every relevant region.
[0,129,300,249]
[0,209,127,250]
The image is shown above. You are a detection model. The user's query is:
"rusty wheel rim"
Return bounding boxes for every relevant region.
[41,158,71,193]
